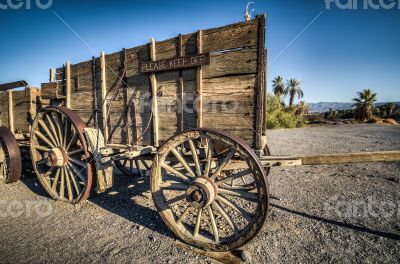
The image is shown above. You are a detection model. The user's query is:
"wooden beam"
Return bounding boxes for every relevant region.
[196,30,203,128]
[178,34,184,132]
[8,90,14,134]
[254,14,266,151]
[49,68,55,83]
[65,62,71,109]
[150,37,159,147]
[100,52,108,142]
[0,80,28,92]
[260,151,400,167]
[91,56,98,127]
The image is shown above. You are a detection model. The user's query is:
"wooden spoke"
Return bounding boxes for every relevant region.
[66,133,78,152]
[38,120,58,147]
[45,114,61,146]
[212,201,238,234]
[188,139,202,176]
[68,148,84,156]
[161,163,191,182]
[55,114,64,146]
[204,138,213,177]
[59,166,65,199]
[160,181,188,191]
[35,130,55,148]
[64,167,74,201]
[177,206,191,224]
[34,145,50,152]
[134,159,142,177]
[193,208,203,237]
[166,194,186,206]
[42,167,55,178]
[51,168,61,192]
[216,195,253,222]
[66,167,82,196]
[69,157,86,168]
[63,118,69,148]
[142,160,151,170]
[211,148,235,179]
[208,206,220,242]
[68,163,87,183]
[171,148,195,177]
[218,188,258,201]
[36,160,46,166]
[216,169,252,185]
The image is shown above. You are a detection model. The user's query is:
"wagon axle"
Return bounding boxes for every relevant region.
[43,147,68,168]
[186,177,218,209]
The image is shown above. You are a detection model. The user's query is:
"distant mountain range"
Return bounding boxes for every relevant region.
[308,102,400,113]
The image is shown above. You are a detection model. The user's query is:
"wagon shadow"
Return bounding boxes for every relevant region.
[271,203,400,241]
[88,173,175,239]
[20,169,174,239]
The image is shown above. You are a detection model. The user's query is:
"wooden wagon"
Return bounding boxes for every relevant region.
[1,15,399,252]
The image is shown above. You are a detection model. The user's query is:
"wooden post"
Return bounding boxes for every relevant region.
[150,38,159,147]
[178,34,184,132]
[91,56,98,128]
[254,14,266,151]
[50,68,55,82]
[65,62,71,109]
[262,15,268,136]
[8,90,14,134]
[100,52,108,141]
[196,30,203,128]
[122,48,130,145]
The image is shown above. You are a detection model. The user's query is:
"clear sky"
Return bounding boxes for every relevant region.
[0,0,399,103]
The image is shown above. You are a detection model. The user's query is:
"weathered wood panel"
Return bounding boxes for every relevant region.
[50,18,262,147]
[0,88,40,134]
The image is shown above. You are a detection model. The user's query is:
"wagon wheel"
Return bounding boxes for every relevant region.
[115,157,151,177]
[30,106,93,204]
[151,129,269,251]
[0,127,22,184]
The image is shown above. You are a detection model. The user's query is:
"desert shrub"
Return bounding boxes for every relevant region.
[306,114,324,123]
[266,94,305,129]
[327,111,339,121]
[382,118,398,125]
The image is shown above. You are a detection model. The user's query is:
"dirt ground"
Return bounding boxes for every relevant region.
[0,124,399,264]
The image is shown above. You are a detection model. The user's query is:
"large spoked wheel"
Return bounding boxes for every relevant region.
[30,106,93,204]
[151,129,269,251]
[0,127,22,184]
[115,157,151,177]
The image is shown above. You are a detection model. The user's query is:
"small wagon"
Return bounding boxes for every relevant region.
[1,15,399,252]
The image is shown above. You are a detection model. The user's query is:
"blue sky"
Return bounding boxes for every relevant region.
[0,0,399,103]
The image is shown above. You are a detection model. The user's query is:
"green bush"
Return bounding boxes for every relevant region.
[266,94,305,129]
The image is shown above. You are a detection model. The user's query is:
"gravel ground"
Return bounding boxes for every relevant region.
[0,124,399,264]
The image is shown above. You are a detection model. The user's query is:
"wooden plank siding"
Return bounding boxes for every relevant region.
[0,88,40,134]
[51,17,264,148]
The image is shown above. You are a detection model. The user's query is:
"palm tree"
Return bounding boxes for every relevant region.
[384,103,396,117]
[285,79,303,108]
[295,101,309,116]
[353,89,377,122]
[272,76,285,96]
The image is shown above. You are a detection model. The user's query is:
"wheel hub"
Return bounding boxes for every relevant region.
[186,177,218,208]
[44,147,68,167]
